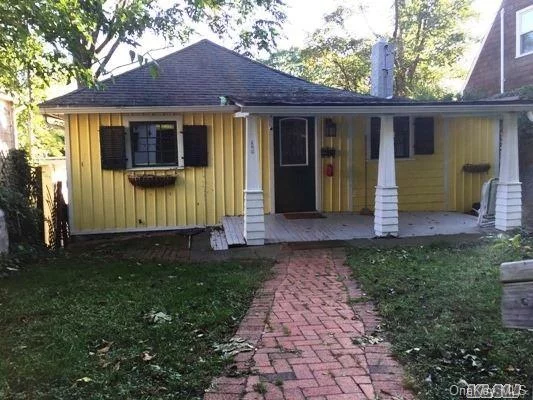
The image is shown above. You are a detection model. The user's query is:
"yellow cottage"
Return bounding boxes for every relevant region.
[40,40,528,246]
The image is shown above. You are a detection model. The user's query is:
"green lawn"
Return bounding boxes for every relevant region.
[347,236,533,400]
[0,247,270,399]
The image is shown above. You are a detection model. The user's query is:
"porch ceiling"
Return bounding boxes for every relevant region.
[223,212,483,244]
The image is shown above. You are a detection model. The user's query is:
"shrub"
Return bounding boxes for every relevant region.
[0,150,43,248]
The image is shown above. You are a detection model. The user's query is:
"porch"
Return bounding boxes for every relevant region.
[221,212,482,245]
[239,111,522,246]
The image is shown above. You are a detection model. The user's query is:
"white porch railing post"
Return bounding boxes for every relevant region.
[495,113,522,231]
[374,115,399,237]
[244,115,265,245]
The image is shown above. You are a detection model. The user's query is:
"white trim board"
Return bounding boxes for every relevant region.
[240,104,533,115]
[71,224,207,236]
[315,117,322,212]
[64,115,74,232]
[40,105,240,115]
[268,116,275,214]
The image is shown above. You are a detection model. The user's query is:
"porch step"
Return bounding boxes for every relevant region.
[210,229,229,251]
[222,217,247,247]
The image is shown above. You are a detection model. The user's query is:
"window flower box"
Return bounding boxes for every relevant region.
[462,163,491,173]
[127,174,177,188]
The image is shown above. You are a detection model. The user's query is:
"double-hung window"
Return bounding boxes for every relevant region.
[131,121,178,167]
[99,118,209,170]
[517,6,533,57]
[370,116,411,159]
[369,116,434,159]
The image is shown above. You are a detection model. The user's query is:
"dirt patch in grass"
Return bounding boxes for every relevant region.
[0,248,271,399]
[347,236,533,399]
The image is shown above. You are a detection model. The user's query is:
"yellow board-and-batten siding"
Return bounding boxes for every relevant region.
[68,112,270,233]
[67,112,498,234]
[320,115,496,213]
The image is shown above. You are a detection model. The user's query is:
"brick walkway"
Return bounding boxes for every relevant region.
[205,247,413,400]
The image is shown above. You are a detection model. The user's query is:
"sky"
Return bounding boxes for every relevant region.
[50,0,502,97]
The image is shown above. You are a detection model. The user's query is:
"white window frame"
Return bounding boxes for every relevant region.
[279,117,309,167]
[123,115,184,170]
[516,5,533,58]
[366,116,415,160]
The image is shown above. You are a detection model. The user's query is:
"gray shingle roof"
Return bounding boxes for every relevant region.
[40,39,383,108]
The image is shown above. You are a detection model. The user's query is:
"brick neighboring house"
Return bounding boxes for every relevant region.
[465,0,533,97]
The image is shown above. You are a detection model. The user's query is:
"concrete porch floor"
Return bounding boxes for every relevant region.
[223,212,483,244]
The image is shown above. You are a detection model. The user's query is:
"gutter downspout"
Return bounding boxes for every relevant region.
[501,7,505,94]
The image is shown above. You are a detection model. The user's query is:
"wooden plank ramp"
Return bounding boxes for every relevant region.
[210,229,228,251]
[222,217,246,247]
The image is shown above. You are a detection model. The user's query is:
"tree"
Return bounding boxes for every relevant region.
[266,7,372,93]
[2,0,287,87]
[267,1,474,100]
[392,0,474,98]
[1,0,286,160]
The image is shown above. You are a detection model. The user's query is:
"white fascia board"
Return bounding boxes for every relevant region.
[39,105,240,115]
[238,103,533,115]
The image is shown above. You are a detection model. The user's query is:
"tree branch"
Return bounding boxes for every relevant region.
[94,38,121,78]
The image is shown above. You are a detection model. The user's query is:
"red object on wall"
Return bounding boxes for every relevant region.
[326,163,334,177]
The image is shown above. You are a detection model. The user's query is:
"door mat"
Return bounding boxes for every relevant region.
[284,212,326,220]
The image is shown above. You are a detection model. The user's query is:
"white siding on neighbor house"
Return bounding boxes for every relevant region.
[0,97,15,152]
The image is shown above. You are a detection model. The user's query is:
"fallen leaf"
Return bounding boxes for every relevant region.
[405,347,421,354]
[97,341,114,354]
[142,351,156,361]
[144,310,173,325]
[213,337,255,358]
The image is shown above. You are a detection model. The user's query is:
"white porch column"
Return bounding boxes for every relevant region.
[495,113,522,231]
[374,115,399,237]
[244,115,265,245]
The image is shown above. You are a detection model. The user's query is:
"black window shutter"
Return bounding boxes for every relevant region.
[183,125,208,167]
[393,116,410,158]
[370,117,381,159]
[414,117,435,155]
[100,126,127,170]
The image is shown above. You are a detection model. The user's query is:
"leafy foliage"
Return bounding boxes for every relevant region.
[347,238,533,399]
[1,0,287,88]
[0,150,43,247]
[392,0,475,99]
[267,1,474,99]
[266,7,372,93]
[0,243,271,399]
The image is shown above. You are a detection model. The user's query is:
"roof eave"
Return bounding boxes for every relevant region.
[38,104,241,115]
[237,102,533,116]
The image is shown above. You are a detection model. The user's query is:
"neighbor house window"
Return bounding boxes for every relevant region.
[369,116,435,159]
[517,6,533,56]
[131,121,178,167]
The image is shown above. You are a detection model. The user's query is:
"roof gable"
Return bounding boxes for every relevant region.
[41,40,376,108]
